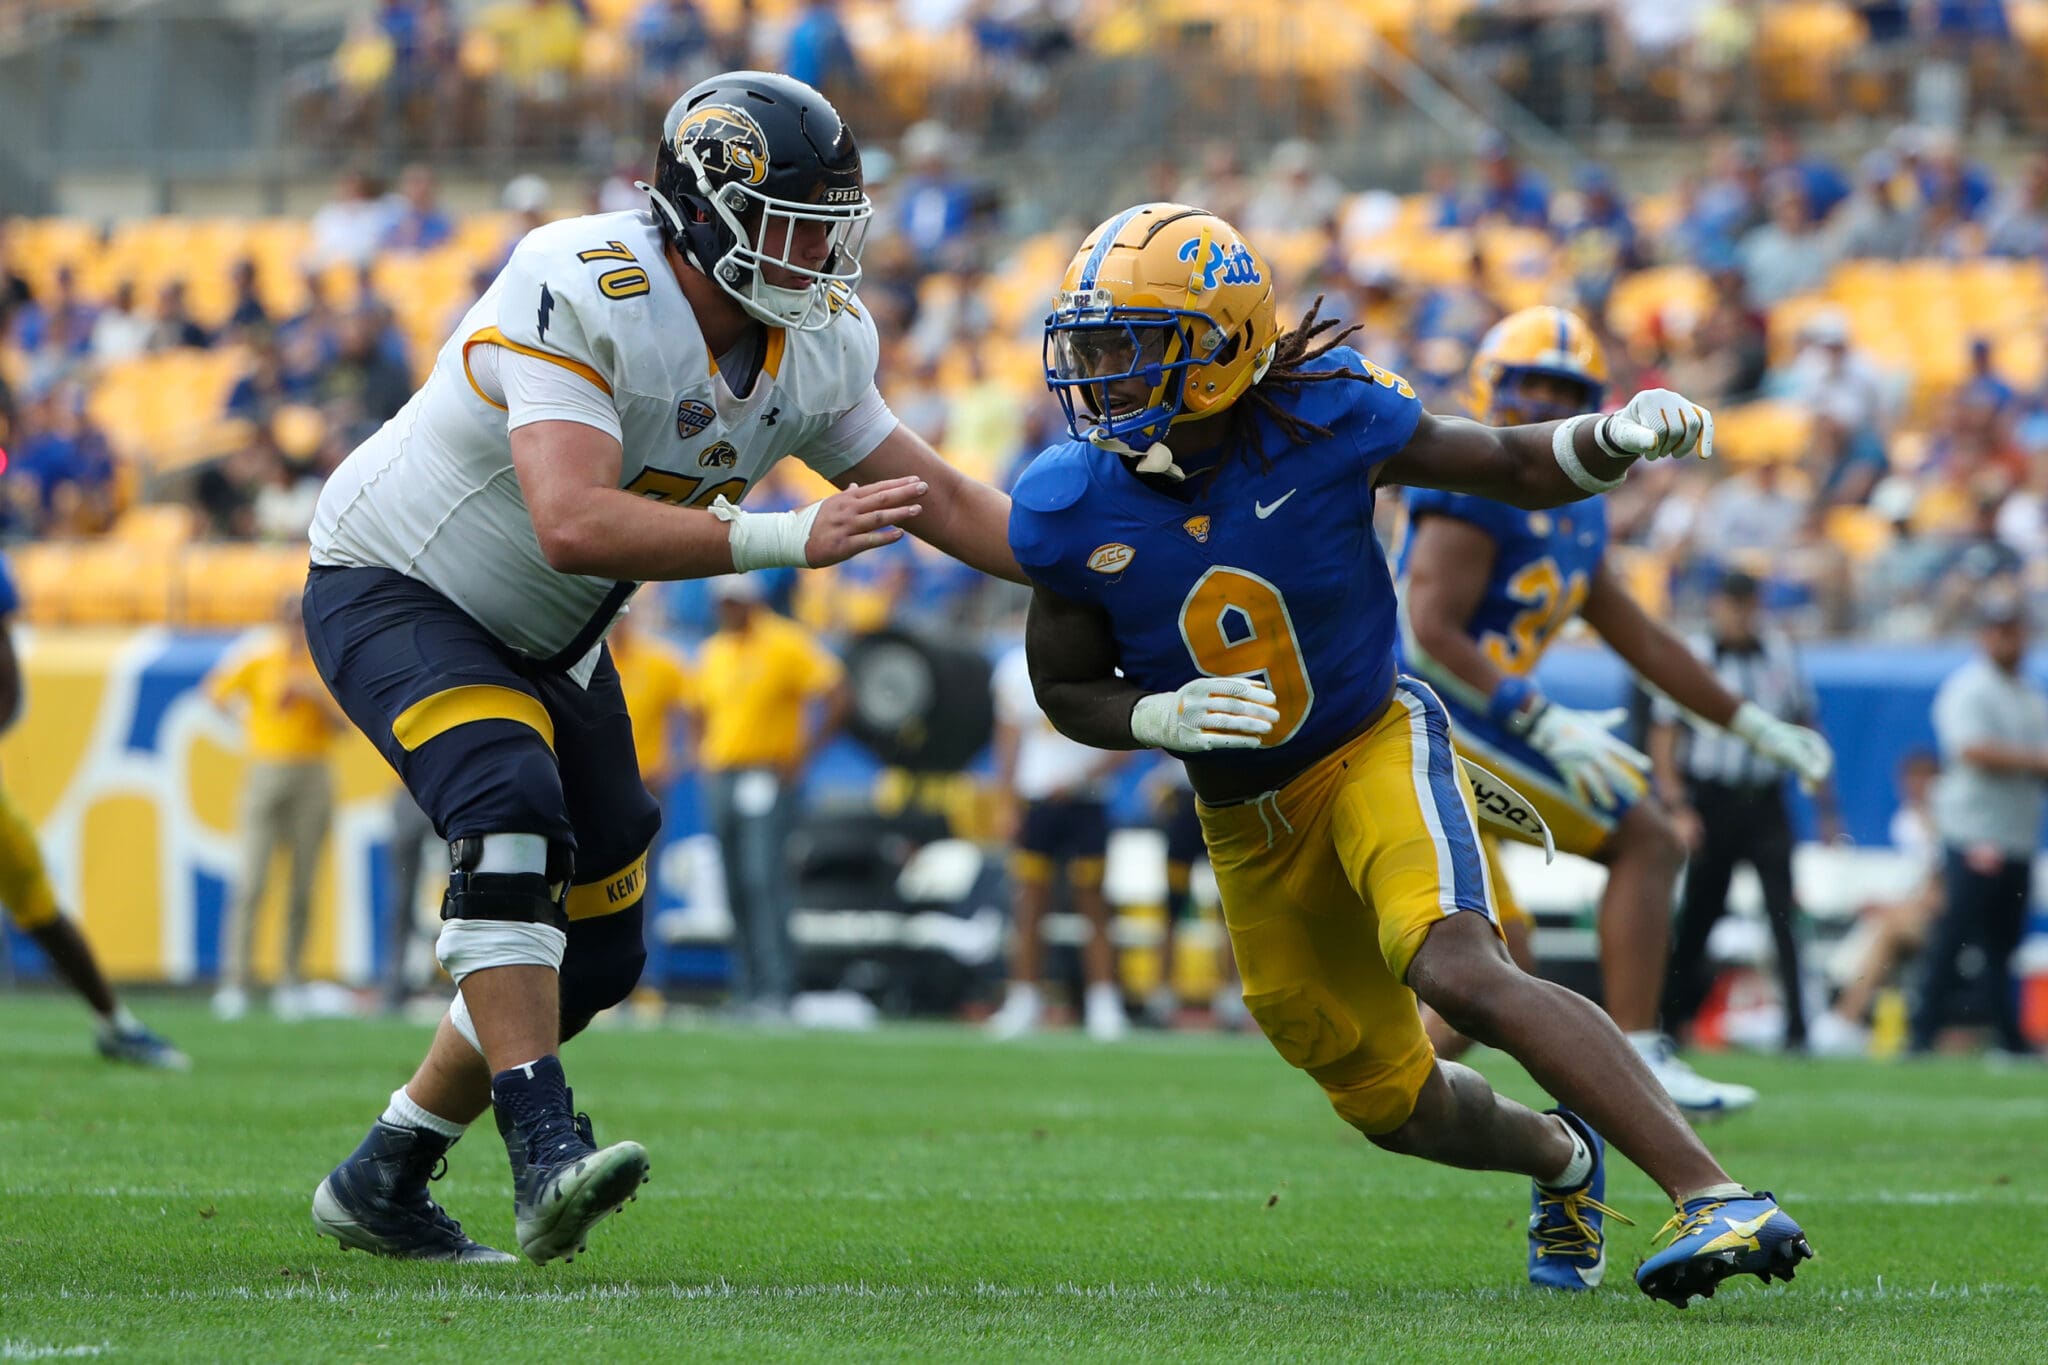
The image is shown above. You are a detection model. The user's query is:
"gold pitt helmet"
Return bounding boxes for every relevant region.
[1468,305,1608,424]
[1043,203,1277,449]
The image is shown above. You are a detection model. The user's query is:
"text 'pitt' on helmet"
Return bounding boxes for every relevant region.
[1043,203,1277,449]
[644,71,872,332]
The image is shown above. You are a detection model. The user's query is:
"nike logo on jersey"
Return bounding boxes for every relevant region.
[537,283,555,342]
[1254,489,1297,519]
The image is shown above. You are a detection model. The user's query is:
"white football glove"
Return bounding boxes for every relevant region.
[1730,701,1834,790]
[1597,388,1715,462]
[1526,703,1653,811]
[1131,677,1280,753]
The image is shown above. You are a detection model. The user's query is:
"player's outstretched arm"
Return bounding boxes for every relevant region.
[833,423,1028,584]
[512,419,924,580]
[1586,562,1833,788]
[1378,389,1713,509]
[1580,561,1743,728]
[1400,514,1507,712]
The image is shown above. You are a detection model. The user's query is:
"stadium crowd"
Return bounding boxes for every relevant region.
[6,124,2048,637]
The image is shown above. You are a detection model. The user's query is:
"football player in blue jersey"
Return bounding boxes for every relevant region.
[1396,306,1833,1119]
[0,552,186,1070]
[1010,203,1811,1306]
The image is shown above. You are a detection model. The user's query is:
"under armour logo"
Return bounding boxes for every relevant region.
[761,406,781,426]
[537,283,555,341]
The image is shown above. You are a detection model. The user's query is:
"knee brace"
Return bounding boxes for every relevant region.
[434,836,575,983]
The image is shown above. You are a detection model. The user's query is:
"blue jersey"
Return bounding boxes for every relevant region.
[1394,487,1608,693]
[1009,347,1422,790]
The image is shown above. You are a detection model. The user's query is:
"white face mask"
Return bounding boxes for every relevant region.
[660,147,873,331]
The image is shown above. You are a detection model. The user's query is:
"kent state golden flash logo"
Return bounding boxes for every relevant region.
[678,104,771,186]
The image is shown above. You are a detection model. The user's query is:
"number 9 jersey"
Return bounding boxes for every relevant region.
[1008,344,1422,792]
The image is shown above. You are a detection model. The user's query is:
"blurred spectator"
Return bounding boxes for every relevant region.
[205,592,346,1022]
[1558,164,1641,314]
[1410,248,1504,348]
[0,225,31,340]
[383,164,454,252]
[894,122,978,269]
[1813,749,1944,1054]
[147,280,211,352]
[225,259,271,332]
[1667,264,1768,405]
[493,174,556,273]
[308,171,398,269]
[1985,153,2048,259]
[633,0,716,86]
[1242,139,1346,237]
[1692,137,1769,259]
[1698,461,1806,559]
[1830,151,1922,261]
[985,641,1129,1042]
[1960,337,2015,415]
[475,0,587,99]
[1457,135,1549,230]
[1776,309,1892,503]
[12,263,96,358]
[1903,126,1996,222]
[609,606,696,808]
[783,0,862,98]
[320,312,413,435]
[1738,184,1832,307]
[9,386,117,536]
[193,430,280,540]
[1915,592,2045,1057]
[1173,142,1250,226]
[692,576,847,1018]
[1763,128,1851,223]
[87,281,152,367]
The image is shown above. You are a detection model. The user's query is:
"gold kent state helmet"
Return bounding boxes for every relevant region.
[1043,203,1277,449]
[1468,305,1609,425]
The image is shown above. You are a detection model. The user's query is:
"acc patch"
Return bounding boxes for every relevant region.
[697,440,738,469]
[676,398,715,439]
[1182,515,1211,543]
[1087,543,1135,575]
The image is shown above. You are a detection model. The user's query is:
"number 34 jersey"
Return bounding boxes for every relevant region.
[311,209,885,674]
[1008,346,1423,792]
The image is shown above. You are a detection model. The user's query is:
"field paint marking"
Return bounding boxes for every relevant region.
[0,1344,109,1360]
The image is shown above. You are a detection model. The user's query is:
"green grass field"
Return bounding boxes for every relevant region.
[3,995,2045,1362]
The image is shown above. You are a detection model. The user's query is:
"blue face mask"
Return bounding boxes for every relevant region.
[1043,306,1218,448]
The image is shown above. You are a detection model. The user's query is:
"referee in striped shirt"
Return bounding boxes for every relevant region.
[1651,570,1838,1052]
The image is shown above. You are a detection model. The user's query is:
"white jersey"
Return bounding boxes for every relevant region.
[993,644,1108,802]
[311,210,893,677]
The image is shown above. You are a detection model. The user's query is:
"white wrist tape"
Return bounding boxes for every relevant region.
[1553,414,1630,494]
[1729,700,1771,745]
[709,494,825,571]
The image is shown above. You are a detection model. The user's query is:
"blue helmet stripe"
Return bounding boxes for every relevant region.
[1553,308,1568,356]
[1079,206,1145,291]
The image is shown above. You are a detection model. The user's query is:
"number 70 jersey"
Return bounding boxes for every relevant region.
[1008,346,1423,790]
[311,209,882,672]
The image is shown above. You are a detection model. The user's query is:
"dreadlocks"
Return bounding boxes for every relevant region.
[1222,296,1377,475]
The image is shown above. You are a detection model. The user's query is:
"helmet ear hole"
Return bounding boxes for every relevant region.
[1213,332,1242,368]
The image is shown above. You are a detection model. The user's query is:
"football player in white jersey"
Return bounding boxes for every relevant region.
[305,72,1023,1266]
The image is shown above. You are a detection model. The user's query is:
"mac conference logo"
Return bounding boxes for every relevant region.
[676,398,715,439]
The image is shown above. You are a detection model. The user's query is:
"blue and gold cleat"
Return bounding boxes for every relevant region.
[1529,1109,1629,1290]
[96,1022,189,1071]
[1635,1191,1813,1307]
[495,1059,650,1265]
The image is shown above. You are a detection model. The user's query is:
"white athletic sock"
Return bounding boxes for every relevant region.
[1625,1030,1666,1052]
[1677,1181,1750,1206]
[382,1086,466,1139]
[97,1004,142,1039]
[1538,1115,1594,1191]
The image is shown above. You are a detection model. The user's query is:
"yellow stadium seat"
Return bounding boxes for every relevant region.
[1714,400,1815,466]
[173,544,311,628]
[10,541,175,625]
[109,504,195,549]
[1824,505,1894,563]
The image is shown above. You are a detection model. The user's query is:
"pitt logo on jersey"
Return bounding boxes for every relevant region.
[1088,543,1135,575]
[676,398,715,439]
[1182,514,1212,543]
[677,104,770,186]
[697,440,739,469]
[1177,236,1262,291]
